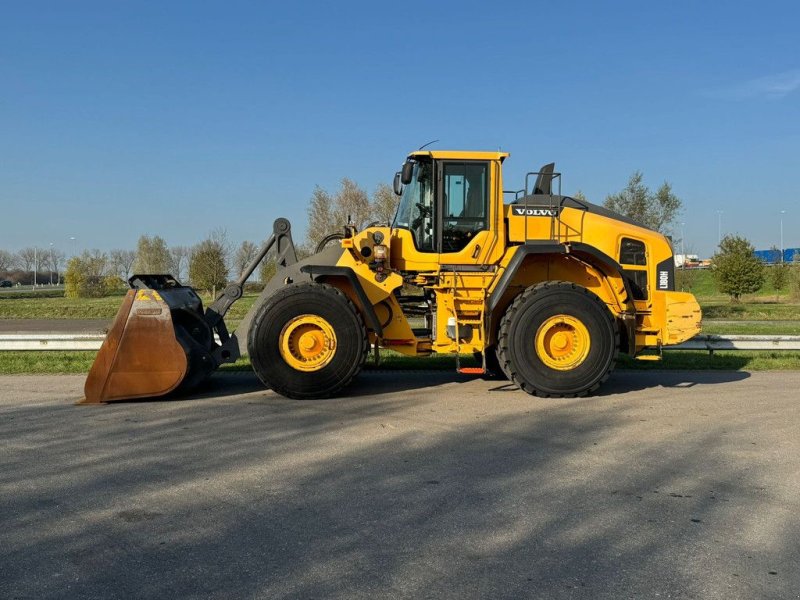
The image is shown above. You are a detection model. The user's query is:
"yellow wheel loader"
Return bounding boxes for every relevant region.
[82,150,701,403]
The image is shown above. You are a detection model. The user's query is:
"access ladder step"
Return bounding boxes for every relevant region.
[457,367,486,375]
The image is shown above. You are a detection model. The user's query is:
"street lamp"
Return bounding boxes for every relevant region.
[49,243,54,285]
[680,221,686,263]
[780,210,786,263]
[717,210,724,246]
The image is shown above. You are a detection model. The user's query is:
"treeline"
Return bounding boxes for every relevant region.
[61,230,283,298]
[0,247,66,285]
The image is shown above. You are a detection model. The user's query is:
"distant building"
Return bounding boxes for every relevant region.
[753,248,800,263]
[674,254,699,267]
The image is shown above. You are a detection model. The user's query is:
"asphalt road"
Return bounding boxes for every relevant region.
[2,370,799,599]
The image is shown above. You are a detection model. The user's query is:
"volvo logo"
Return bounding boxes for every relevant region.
[512,207,559,217]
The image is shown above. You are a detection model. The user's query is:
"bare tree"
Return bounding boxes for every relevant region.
[234,240,259,278]
[169,246,190,281]
[338,178,372,230]
[43,248,66,284]
[371,182,399,226]
[306,178,372,247]
[16,247,37,272]
[0,249,16,272]
[109,249,136,281]
[306,186,335,248]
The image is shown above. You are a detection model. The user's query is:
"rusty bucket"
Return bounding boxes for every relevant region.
[81,288,190,404]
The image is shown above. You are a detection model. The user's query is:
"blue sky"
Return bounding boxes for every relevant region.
[1,0,798,259]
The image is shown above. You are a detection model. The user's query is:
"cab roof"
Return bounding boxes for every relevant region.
[408,150,509,162]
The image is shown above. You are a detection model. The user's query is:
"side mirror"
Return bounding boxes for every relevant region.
[401,161,414,185]
[393,172,403,196]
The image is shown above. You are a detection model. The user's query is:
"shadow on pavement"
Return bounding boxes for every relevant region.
[1,367,795,599]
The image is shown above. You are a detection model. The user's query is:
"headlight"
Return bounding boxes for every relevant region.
[373,245,388,260]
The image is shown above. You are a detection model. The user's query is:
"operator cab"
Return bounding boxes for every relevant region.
[392,150,507,255]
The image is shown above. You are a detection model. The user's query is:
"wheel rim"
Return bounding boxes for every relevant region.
[279,314,337,372]
[534,314,591,371]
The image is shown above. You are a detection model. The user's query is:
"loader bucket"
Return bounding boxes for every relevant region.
[81,288,190,404]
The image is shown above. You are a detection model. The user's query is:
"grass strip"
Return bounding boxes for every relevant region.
[0,293,259,320]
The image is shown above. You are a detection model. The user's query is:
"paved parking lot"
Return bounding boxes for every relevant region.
[2,370,800,599]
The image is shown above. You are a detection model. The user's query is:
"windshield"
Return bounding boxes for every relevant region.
[392,160,435,251]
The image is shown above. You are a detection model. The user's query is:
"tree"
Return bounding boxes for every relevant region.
[371,182,400,226]
[169,246,190,281]
[307,186,334,247]
[109,249,136,281]
[306,178,372,247]
[133,235,171,273]
[604,172,682,234]
[0,249,16,272]
[712,235,764,302]
[769,263,790,300]
[259,257,277,284]
[64,250,114,298]
[572,190,588,202]
[42,248,66,284]
[234,240,259,278]
[189,230,230,297]
[16,247,38,272]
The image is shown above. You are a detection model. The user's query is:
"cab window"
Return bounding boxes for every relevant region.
[393,160,436,252]
[619,237,648,300]
[441,162,488,253]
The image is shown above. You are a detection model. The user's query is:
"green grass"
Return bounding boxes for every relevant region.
[701,321,800,335]
[0,289,66,300]
[0,291,260,321]
[677,267,800,301]
[0,351,98,374]
[619,351,800,370]
[0,294,126,319]
[701,302,800,320]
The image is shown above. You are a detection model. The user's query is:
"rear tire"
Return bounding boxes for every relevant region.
[498,281,618,397]
[248,282,369,399]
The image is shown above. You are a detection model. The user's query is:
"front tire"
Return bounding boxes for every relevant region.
[248,282,369,399]
[498,281,618,397]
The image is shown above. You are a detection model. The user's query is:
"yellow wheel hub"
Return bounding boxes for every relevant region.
[279,314,337,372]
[535,314,591,371]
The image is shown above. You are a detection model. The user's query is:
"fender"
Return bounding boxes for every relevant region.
[488,241,637,353]
[299,265,384,337]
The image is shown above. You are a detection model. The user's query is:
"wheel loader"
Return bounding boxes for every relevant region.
[82,150,701,403]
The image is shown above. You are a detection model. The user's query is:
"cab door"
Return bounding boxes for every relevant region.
[436,160,501,267]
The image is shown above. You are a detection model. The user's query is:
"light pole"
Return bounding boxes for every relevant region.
[49,243,54,284]
[680,221,686,263]
[33,246,37,288]
[717,210,723,246]
[780,210,786,263]
[69,236,76,258]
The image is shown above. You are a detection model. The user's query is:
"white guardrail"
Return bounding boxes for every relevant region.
[0,333,800,352]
